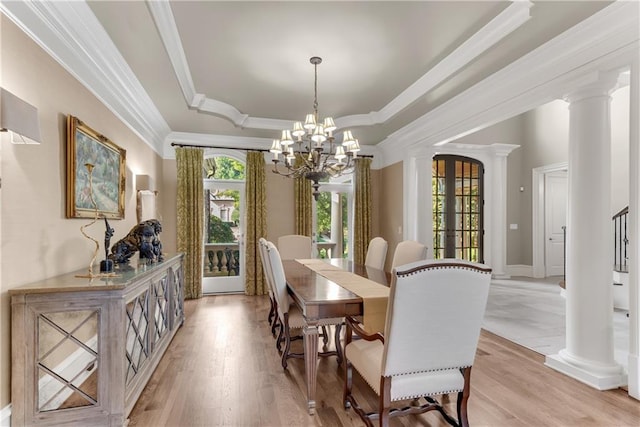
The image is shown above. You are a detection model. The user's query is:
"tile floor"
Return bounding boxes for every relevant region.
[482,276,630,371]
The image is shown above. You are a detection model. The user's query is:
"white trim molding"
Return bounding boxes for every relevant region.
[506,264,534,278]
[378,0,640,168]
[148,0,531,131]
[0,0,171,154]
[0,404,10,427]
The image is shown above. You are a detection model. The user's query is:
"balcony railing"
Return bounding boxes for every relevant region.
[204,243,240,276]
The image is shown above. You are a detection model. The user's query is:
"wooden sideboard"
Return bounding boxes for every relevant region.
[10,253,185,426]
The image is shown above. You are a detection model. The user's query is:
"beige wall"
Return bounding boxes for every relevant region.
[378,162,403,272]
[0,17,162,407]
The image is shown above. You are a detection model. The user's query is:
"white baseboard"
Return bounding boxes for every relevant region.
[506,264,533,277]
[0,404,11,427]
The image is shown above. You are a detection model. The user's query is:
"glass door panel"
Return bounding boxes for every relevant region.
[202,180,244,294]
[432,155,484,263]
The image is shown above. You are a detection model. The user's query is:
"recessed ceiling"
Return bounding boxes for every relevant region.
[84,1,612,146]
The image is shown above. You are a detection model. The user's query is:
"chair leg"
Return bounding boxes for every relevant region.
[343,359,352,409]
[321,325,329,348]
[281,320,291,369]
[271,313,280,337]
[276,321,284,353]
[267,296,275,324]
[334,323,343,365]
[457,367,472,427]
[379,376,392,427]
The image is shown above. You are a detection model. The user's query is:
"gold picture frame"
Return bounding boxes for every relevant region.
[66,115,126,219]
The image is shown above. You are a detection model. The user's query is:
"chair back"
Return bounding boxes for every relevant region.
[382,259,492,377]
[365,237,388,270]
[277,234,312,260]
[265,241,290,316]
[390,240,427,269]
[258,238,274,294]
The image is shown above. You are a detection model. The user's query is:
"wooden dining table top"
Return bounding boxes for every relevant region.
[282,259,389,321]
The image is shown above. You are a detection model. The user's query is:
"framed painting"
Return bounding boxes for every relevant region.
[66,115,126,219]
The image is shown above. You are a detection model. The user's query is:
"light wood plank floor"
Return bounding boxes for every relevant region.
[128,295,640,426]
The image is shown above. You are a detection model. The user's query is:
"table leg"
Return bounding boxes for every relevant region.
[303,322,318,415]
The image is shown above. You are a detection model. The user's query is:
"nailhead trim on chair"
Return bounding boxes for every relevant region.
[356,374,464,401]
[396,262,492,277]
[391,388,464,402]
[353,365,471,397]
[390,365,471,376]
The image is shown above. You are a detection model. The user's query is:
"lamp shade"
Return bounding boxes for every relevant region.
[0,88,42,144]
[136,174,154,192]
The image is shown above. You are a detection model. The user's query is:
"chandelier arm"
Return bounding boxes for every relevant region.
[272,161,303,179]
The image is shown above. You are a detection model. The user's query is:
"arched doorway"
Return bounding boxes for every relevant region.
[432,155,484,262]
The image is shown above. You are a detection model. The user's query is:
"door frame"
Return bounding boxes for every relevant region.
[201,150,246,294]
[532,162,568,278]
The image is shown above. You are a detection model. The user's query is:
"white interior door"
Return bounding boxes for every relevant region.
[545,171,567,277]
[202,179,244,294]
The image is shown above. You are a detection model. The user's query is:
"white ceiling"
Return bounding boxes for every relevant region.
[2,0,628,158]
[85,0,611,146]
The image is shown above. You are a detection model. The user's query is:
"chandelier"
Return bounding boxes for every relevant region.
[270,56,360,200]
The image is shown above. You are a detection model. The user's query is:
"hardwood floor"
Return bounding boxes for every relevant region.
[128,295,640,426]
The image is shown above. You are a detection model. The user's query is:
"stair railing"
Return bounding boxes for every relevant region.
[613,206,629,273]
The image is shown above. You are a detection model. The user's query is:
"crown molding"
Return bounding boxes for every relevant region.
[378,0,640,168]
[149,0,531,131]
[340,1,532,129]
[0,0,171,154]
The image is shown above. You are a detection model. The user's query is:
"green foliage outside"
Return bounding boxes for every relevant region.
[213,157,245,180]
[316,192,331,241]
[208,215,235,243]
[206,156,244,224]
[316,191,349,258]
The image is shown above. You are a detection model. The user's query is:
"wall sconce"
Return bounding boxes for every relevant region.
[0,88,42,144]
[136,174,158,223]
[135,174,154,192]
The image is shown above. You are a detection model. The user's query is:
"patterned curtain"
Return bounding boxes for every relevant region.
[353,157,372,265]
[245,151,268,295]
[294,157,313,236]
[176,147,204,300]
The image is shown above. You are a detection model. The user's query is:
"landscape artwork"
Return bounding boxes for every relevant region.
[66,116,126,219]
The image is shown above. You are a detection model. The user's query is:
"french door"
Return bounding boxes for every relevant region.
[432,155,484,262]
[202,179,244,294]
[314,181,353,259]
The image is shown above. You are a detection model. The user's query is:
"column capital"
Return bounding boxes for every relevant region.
[563,70,622,104]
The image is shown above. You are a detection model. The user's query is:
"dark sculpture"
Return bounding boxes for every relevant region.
[109,219,163,264]
[100,217,115,273]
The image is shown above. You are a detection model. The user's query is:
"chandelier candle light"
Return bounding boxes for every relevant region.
[270,56,360,200]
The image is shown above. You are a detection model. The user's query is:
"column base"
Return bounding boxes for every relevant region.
[545,350,626,390]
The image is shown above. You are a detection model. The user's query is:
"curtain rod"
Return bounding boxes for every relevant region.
[170,142,374,158]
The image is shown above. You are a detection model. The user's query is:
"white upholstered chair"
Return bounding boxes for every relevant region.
[277,234,312,260]
[258,238,279,336]
[343,259,492,427]
[390,240,427,270]
[266,241,344,368]
[365,237,388,270]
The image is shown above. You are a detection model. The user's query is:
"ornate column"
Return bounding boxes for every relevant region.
[546,71,625,389]
[628,58,640,400]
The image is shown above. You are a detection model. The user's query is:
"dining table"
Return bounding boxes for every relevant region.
[282,258,390,415]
